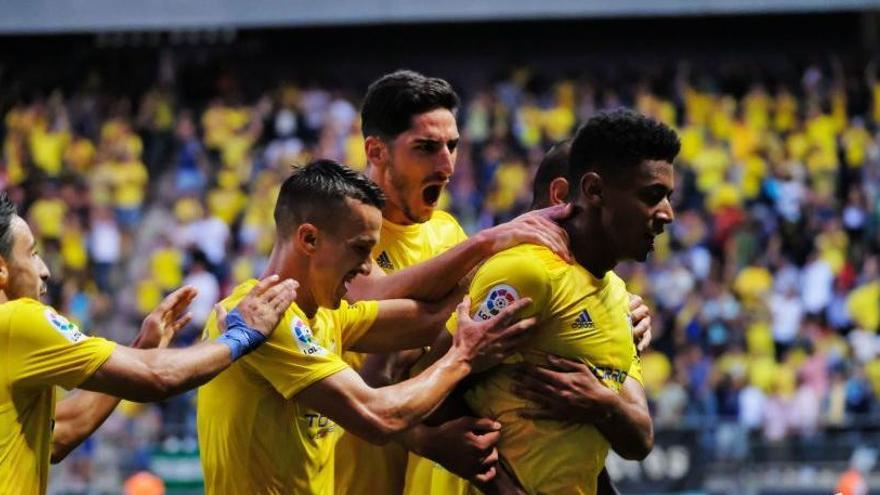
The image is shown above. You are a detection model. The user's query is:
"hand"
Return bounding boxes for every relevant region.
[133,286,198,349]
[451,296,537,373]
[230,275,299,337]
[628,294,652,353]
[420,417,501,483]
[477,204,573,263]
[513,354,618,424]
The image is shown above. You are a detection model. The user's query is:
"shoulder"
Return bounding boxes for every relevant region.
[429,209,462,228]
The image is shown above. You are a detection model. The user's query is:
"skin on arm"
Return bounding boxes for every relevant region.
[76,276,297,403]
[345,204,573,302]
[514,355,653,461]
[348,288,463,354]
[296,296,536,445]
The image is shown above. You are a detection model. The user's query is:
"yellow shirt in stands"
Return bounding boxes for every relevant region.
[197,280,378,495]
[336,210,468,495]
[28,198,67,241]
[0,298,116,495]
[448,245,639,495]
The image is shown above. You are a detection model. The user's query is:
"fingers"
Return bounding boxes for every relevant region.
[214,303,229,333]
[637,327,652,353]
[159,285,197,314]
[251,274,282,296]
[489,297,532,326]
[469,417,503,433]
[533,203,572,221]
[545,354,584,372]
[264,279,298,311]
[481,447,499,466]
[456,295,473,321]
[628,293,644,312]
[497,316,537,340]
[169,313,193,334]
[473,466,497,484]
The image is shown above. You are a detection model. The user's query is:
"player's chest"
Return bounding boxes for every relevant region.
[534,283,634,371]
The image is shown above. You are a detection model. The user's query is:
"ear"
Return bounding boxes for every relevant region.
[548,177,570,206]
[295,224,319,255]
[0,256,8,291]
[579,172,604,207]
[364,136,388,168]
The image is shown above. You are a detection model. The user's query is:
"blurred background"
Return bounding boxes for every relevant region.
[3,1,880,494]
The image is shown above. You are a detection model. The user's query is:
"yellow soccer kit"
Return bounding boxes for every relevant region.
[448,244,639,495]
[0,298,116,494]
[197,280,379,495]
[336,210,467,495]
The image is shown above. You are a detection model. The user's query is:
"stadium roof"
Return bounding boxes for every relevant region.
[0,0,879,34]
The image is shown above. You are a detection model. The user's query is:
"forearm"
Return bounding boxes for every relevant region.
[80,342,234,403]
[132,342,234,400]
[349,236,490,301]
[51,392,121,463]
[593,385,654,460]
[359,352,471,443]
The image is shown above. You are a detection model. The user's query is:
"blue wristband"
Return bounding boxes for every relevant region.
[215,309,268,360]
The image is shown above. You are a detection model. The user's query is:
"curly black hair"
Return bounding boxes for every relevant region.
[361,70,459,140]
[275,159,386,237]
[568,108,680,187]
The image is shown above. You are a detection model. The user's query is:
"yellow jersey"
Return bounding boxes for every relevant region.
[448,244,640,495]
[0,298,116,494]
[336,210,467,495]
[197,280,379,495]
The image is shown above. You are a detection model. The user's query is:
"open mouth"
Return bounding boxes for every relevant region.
[422,184,443,206]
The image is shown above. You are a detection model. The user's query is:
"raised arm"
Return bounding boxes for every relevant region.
[77,276,297,403]
[346,204,572,302]
[297,297,536,445]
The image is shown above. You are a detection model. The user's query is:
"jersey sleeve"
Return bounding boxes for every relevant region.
[333,300,380,352]
[241,311,350,400]
[7,300,117,390]
[446,249,551,334]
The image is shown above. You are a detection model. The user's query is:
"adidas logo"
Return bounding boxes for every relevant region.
[376,251,394,271]
[572,309,594,329]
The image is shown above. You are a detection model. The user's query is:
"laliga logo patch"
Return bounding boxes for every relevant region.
[475,284,519,321]
[291,317,327,356]
[44,308,87,344]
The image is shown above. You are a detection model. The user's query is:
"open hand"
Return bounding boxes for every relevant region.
[133,285,198,349]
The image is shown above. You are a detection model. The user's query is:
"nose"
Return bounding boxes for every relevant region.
[435,145,455,178]
[656,198,674,225]
[37,255,51,281]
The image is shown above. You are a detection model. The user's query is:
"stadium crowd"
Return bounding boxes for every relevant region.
[4,57,880,487]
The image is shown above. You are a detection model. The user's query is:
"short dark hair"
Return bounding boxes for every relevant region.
[0,194,17,260]
[568,109,680,188]
[361,70,459,140]
[531,139,572,209]
[274,159,386,237]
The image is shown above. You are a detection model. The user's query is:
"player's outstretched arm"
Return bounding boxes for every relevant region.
[297,296,536,445]
[345,204,572,302]
[52,286,199,463]
[77,276,297,403]
[514,355,654,460]
[348,289,463,353]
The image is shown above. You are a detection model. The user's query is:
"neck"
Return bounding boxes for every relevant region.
[263,242,318,318]
[563,206,617,278]
[365,162,411,225]
[0,292,9,304]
